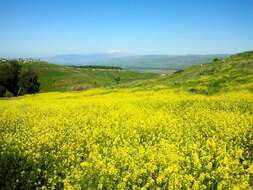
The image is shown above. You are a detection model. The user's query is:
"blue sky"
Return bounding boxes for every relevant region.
[0,0,253,57]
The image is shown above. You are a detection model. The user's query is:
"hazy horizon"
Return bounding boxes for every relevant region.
[0,52,232,60]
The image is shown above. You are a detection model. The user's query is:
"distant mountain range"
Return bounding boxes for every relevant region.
[44,53,228,70]
[45,53,126,65]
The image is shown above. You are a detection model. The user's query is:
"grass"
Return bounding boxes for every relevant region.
[18,61,159,92]
[124,51,253,94]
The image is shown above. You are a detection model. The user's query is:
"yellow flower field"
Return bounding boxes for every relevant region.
[0,89,253,189]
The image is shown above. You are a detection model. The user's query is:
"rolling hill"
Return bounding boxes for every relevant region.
[0,60,158,92]
[1,51,251,94]
[125,51,253,94]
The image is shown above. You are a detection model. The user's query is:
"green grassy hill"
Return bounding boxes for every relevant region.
[17,61,158,92]
[1,51,252,94]
[129,51,253,94]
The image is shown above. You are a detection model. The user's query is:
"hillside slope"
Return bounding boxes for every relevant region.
[130,51,253,94]
[1,61,158,92]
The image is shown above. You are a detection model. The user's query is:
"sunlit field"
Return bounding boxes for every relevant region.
[1,89,252,189]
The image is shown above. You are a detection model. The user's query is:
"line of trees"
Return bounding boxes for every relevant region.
[0,60,40,97]
[67,65,123,70]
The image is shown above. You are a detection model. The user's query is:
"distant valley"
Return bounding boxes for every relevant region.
[45,53,228,72]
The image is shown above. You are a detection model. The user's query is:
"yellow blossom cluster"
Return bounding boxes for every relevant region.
[0,89,252,189]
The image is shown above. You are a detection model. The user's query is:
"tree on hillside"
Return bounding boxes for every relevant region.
[213,58,220,62]
[0,64,6,97]
[0,60,21,96]
[0,60,40,97]
[0,85,6,97]
[7,60,22,95]
[114,76,121,84]
[18,69,40,95]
